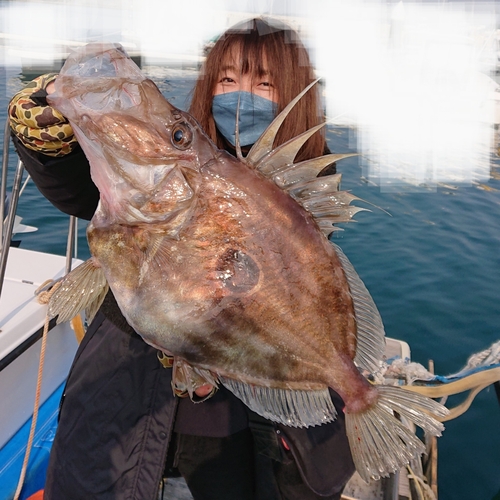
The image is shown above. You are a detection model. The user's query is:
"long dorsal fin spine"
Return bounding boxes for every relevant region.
[234,92,244,161]
[254,122,327,177]
[246,78,321,165]
[300,192,364,213]
[243,79,367,232]
[274,154,357,189]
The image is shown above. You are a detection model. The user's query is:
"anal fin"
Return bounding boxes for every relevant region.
[220,376,337,428]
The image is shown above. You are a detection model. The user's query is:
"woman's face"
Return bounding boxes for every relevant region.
[213,50,278,103]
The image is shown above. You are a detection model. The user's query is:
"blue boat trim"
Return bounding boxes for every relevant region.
[0,383,64,500]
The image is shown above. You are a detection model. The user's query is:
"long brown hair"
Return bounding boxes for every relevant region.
[189,17,326,162]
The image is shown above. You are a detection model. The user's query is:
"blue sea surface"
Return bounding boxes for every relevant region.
[1,67,499,500]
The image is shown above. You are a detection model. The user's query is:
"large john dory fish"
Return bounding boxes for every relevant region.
[47,43,448,482]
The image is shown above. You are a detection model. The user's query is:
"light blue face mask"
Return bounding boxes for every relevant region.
[212,91,277,147]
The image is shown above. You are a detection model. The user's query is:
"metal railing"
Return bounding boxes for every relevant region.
[0,118,78,300]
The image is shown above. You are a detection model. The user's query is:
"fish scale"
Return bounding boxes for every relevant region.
[46,42,449,483]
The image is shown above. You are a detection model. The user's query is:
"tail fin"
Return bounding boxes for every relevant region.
[345,385,449,482]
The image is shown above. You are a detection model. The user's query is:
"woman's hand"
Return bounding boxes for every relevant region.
[194,384,215,398]
[46,80,56,95]
[8,73,76,157]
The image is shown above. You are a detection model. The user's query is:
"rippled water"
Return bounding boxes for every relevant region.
[1,67,500,500]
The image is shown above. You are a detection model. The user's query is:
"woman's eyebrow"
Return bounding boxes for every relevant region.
[219,64,271,77]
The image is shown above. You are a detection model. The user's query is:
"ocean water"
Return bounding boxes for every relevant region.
[1,67,500,500]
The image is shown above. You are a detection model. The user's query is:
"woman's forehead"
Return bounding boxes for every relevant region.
[218,43,270,75]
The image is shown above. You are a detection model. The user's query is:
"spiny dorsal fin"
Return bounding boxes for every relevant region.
[253,122,327,177]
[273,153,357,189]
[244,79,368,236]
[287,174,369,236]
[246,78,320,165]
[288,173,342,197]
[312,208,369,236]
[48,258,109,324]
[287,174,342,200]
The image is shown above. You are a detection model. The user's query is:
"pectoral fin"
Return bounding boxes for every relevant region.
[48,258,109,324]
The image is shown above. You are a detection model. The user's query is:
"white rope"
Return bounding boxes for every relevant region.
[14,282,61,499]
[463,340,500,371]
[377,340,500,387]
[407,465,438,500]
[13,314,50,500]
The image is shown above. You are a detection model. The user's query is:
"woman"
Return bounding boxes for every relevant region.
[190,18,326,162]
[9,17,354,500]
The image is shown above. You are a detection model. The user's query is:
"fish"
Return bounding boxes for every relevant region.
[46,43,448,482]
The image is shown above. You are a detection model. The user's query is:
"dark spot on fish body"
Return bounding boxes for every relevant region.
[215,248,260,294]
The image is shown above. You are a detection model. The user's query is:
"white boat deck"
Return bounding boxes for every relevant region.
[0,247,80,450]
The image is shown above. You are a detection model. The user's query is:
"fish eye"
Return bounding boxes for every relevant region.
[171,122,192,150]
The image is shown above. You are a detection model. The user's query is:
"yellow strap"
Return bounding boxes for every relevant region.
[157,350,174,368]
[70,314,86,344]
[401,366,500,422]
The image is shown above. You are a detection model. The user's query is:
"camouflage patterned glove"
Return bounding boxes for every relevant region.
[8,73,78,157]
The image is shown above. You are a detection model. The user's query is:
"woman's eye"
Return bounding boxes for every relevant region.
[257,81,274,91]
[220,77,235,84]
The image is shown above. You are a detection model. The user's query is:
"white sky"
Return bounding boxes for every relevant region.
[1,0,498,186]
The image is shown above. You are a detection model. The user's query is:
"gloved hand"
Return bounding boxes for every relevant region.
[8,73,77,157]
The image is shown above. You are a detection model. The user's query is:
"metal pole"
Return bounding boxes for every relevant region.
[0,158,25,298]
[1,119,11,248]
[65,216,77,274]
